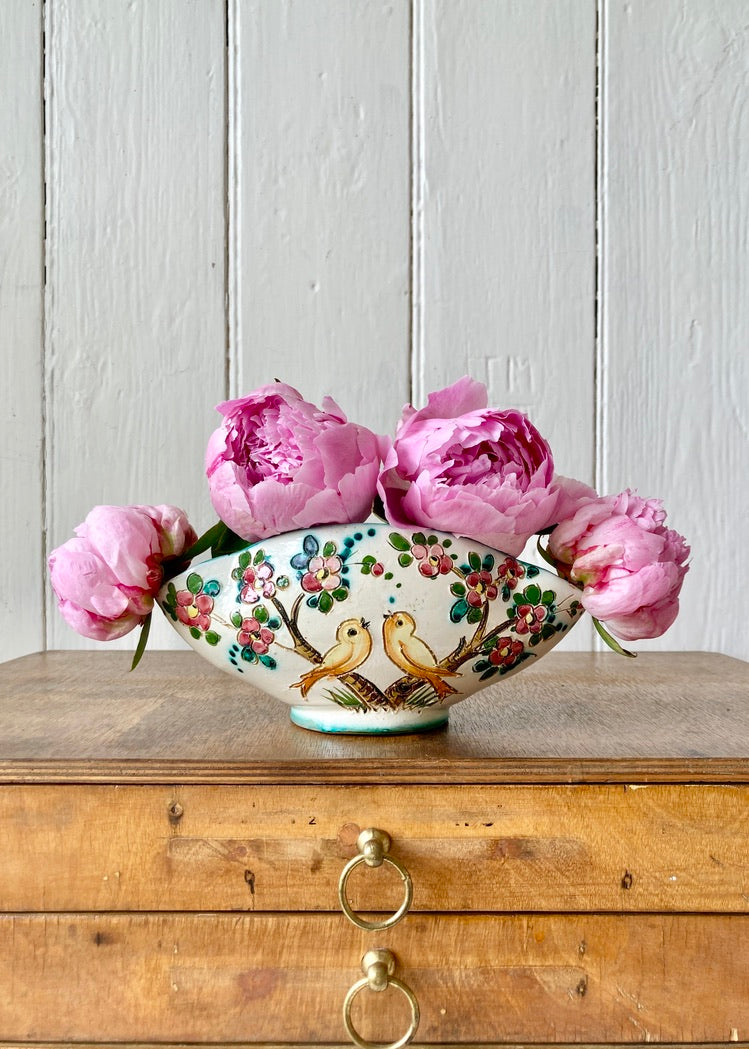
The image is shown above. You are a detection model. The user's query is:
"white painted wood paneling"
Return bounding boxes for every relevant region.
[601,0,749,657]
[234,0,411,435]
[44,0,227,651]
[418,0,597,649]
[0,2,44,663]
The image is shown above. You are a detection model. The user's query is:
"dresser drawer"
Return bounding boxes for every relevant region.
[2,912,748,1042]
[3,783,748,913]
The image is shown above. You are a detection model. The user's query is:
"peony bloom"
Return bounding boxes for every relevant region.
[49,504,196,641]
[378,377,595,556]
[549,490,689,640]
[205,382,382,542]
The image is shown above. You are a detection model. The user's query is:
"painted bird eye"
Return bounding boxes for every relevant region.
[396,618,403,627]
[347,628,357,638]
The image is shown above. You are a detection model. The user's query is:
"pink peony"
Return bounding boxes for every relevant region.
[378,377,595,556]
[205,382,383,541]
[549,490,689,640]
[48,504,197,641]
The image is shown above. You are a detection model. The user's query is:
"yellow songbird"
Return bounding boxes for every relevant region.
[382,611,460,699]
[291,618,372,698]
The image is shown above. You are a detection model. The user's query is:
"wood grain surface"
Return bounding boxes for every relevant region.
[0,651,746,784]
[2,913,747,1042]
[2,782,747,913]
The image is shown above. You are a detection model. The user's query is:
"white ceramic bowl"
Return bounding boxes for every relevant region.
[158,521,583,734]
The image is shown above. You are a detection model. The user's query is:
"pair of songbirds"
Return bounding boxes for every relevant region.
[292,612,460,700]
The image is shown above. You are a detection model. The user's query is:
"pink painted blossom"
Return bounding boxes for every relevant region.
[176,590,214,631]
[411,542,453,578]
[301,554,342,593]
[513,603,547,635]
[48,504,197,641]
[378,377,594,556]
[237,617,275,654]
[240,560,276,604]
[489,637,524,668]
[465,570,498,607]
[205,383,383,541]
[549,490,689,641]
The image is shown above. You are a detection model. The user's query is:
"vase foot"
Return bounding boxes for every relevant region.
[289,704,449,735]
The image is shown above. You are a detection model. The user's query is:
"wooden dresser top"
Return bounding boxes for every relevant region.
[0,650,746,785]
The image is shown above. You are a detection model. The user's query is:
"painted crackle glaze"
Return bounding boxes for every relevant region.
[159,522,583,733]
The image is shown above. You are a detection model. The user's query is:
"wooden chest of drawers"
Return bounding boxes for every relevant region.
[1,649,748,1046]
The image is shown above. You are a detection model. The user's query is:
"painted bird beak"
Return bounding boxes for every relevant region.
[360,618,370,629]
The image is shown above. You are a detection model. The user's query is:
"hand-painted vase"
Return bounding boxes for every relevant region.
[158,521,583,734]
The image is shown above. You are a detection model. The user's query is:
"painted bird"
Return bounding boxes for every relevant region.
[291,618,372,698]
[382,611,460,699]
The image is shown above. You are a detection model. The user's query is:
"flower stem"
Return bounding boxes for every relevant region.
[592,617,637,658]
[130,612,152,671]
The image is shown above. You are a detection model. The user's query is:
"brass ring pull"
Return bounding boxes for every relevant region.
[338,829,413,931]
[343,949,420,1049]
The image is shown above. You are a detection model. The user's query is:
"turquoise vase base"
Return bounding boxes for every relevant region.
[289,704,449,735]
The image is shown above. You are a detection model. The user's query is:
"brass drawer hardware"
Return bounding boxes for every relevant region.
[338,828,413,931]
[343,948,419,1049]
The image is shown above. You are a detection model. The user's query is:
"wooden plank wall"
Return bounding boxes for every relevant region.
[1,1,746,664]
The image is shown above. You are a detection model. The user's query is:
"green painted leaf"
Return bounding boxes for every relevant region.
[306,595,319,608]
[267,616,281,631]
[259,654,277,669]
[398,552,413,568]
[323,540,337,557]
[479,666,499,681]
[524,583,542,605]
[412,532,427,546]
[449,598,469,623]
[442,538,452,548]
[513,593,525,606]
[186,572,203,595]
[253,605,269,623]
[427,535,438,546]
[384,572,393,581]
[388,532,411,552]
[205,631,220,646]
[468,551,481,571]
[189,627,201,640]
[318,590,334,614]
[360,565,371,575]
[526,564,540,578]
[473,658,492,673]
[203,579,221,597]
[167,581,177,598]
[362,555,376,566]
[238,551,252,570]
[466,606,483,625]
[253,548,265,565]
[231,611,243,628]
[542,589,556,605]
[450,582,466,597]
[482,553,495,572]
[332,588,348,602]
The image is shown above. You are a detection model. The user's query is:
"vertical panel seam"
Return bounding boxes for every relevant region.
[40,0,51,652]
[223,0,231,401]
[409,0,425,407]
[226,0,242,398]
[594,0,607,496]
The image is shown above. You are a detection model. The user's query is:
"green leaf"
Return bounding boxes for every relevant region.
[259,654,277,669]
[541,589,556,605]
[468,551,481,571]
[592,617,637,658]
[398,552,413,568]
[360,564,371,575]
[427,535,438,546]
[442,538,452,548]
[318,591,334,614]
[449,598,469,623]
[186,572,203,595]
[526,564,540,577]
[535,537,557,569]
[181,520,227,562]
[267,616,281,631]
[129,612,152,671]
[466,606,483,625]
[189,626,201,640]
[473,658,492,673]
[524,583,542,605]
[388,532,411,552]
[253,605,269,623]
[167,581,177,598]
[384,572,393,581]
[205,631,220,646]
[412,531,427,546]
[482,553,495,572]
[253,548,265,565]
[323,540,337,557]
[450,582,466,598]
[238,550,252,570]
[211,525,251,558]
[513,593,525,606]
[479,666,499,681]
[231,611,243,629]
[332,587,348,602]
[362,555,376,566]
